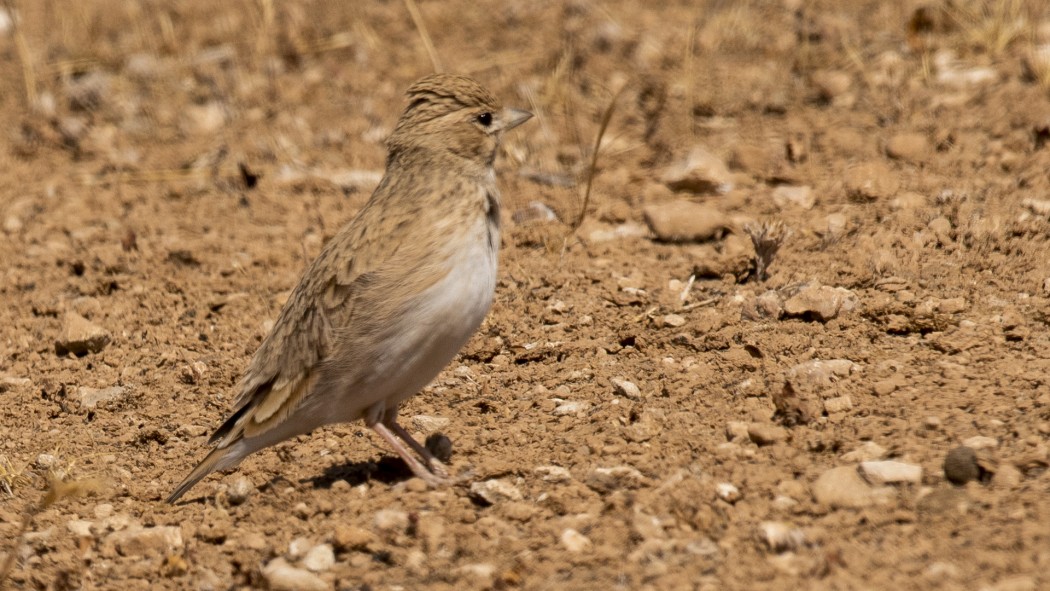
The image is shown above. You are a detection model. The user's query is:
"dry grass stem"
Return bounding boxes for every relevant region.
[0,476,106,588]
[403,0,443,72]
[569,81,627,234]
[2,0,38,109]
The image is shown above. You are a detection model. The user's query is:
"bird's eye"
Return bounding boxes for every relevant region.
[477,112,493,126]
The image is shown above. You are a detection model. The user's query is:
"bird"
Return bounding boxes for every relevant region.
[167,74,532,503]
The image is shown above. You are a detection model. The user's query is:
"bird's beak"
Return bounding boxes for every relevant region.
[500,108,533,131]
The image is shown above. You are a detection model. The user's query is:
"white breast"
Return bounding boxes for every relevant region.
[354,213,499,416]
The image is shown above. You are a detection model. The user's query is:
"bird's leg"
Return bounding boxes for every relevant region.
[369,422,447,486]
[381,407,450,478]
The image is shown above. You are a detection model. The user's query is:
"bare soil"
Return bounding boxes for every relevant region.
[2,1,1050,590]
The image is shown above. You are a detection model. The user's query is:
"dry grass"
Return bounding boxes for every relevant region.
[745,221,791,282]
[0,456,30,497]
[403,0,443,72]
[0,462,106,589]
[947,0,1034,56]
[1,0,38,109]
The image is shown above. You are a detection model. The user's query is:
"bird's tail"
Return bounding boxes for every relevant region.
[166,445,237,504]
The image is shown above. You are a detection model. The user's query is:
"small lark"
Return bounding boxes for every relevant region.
[167,74,532,503]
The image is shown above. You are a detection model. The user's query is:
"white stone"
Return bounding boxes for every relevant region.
[552,401,587,416]
[586,466,648,493]
[859,460,922,485]
[716,482,741,503]
[469,479,523,505]
[812,466,888,508]
[560,528,592,553]
[261,557,330,591]
[78,386,125,409]
[611,377,641,399]
[758,521,806,553]
[67,519,94,537]
[411,414,451,432]
[962,436,998,450]
[287,537,313,561]
[534,465,572,482]
[227,476,253,505]
[301,543,335,573]
[373,509,409,533]
[841,441,888,463]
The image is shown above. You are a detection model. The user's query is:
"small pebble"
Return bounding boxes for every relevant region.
[747,423,787,446]
[374,509,410,533]
[611,377,641,399]
[287,537,313,561]
[227,476,253,506]
[661,313,686,327]
[469,478,523,505]
[534,465,572,482]
[758,521,806,553]
[261,557,328,591]
[962,436,998,450]
[560,528,592,553]
[716,482,741,503]
[301,543,335,573]
[944,446,980,485]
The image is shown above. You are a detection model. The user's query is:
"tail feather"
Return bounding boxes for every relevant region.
[166,446,235,504]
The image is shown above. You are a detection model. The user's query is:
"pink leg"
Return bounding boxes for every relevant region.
[385,420,450,478]
[370,422,448,487]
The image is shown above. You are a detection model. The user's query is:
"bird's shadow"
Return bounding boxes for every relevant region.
[300,455,415,489]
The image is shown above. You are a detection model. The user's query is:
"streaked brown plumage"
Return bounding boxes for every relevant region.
[167,74,531,503]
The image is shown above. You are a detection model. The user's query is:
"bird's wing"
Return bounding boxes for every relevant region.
[206,196,395,447]
[206,161,465,448]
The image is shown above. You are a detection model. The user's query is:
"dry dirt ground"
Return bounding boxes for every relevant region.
[3,1,1050,590]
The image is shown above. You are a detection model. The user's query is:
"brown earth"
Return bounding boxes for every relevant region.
[2,1,1050,590]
